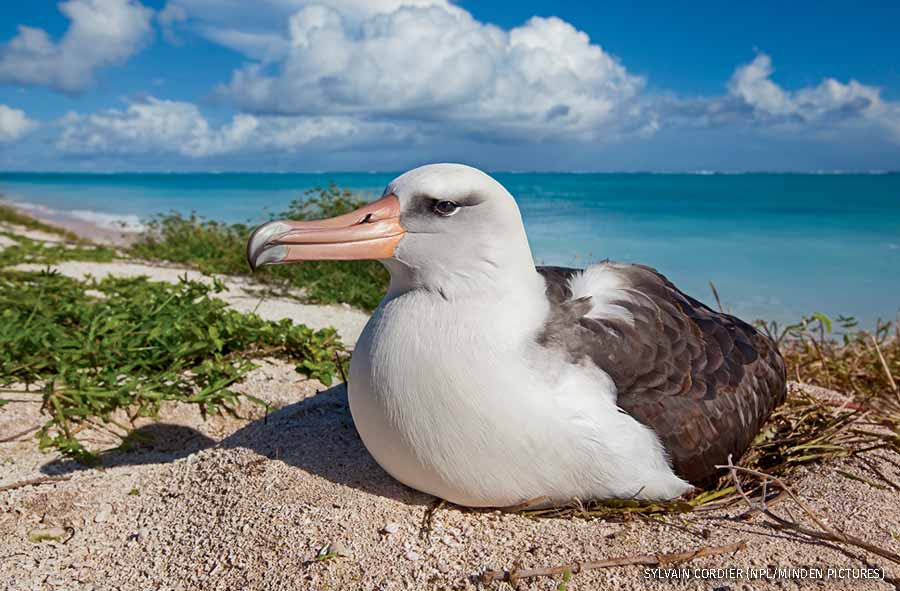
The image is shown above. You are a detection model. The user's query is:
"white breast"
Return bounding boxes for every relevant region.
[348,286,691,507]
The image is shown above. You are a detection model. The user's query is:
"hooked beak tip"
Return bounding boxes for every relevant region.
[247,221,292,271]
[250,245,288,270]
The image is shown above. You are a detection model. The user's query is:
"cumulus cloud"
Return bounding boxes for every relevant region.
[158,0,449,61]
[6,0,898,165]
[730,53,894,128]
[218,4,644,141]
[661,53,900,142]
[0,105,37,142]
[150,1,900,147]
[0,0,154,93]
[57,96,414,157]
[727,54,794,117]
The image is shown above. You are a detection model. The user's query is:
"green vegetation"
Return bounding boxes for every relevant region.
[762,313,899,404]
[131,183,389,311]
[0,266,348,464]
[0,234,117,267]
[748,314,899,470]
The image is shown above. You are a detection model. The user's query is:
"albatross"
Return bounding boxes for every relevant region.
[246,164,786,507]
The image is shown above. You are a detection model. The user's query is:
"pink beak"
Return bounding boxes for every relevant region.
[247,194,404,270]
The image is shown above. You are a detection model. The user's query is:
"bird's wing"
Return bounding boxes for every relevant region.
[536,262,787,485]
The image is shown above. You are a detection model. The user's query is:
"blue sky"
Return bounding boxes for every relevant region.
[0,0,898,171]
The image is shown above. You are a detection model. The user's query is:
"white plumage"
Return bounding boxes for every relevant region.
[347,164,691,507]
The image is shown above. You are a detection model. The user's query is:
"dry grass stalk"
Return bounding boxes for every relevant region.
[718,455,900,565]
[857,455,900,492]
[0,425,40,443]
[0,475,72,493]
[871,335,898,394]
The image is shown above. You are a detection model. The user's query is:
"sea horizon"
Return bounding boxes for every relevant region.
[1,169,899,175]
[2,170,899,329]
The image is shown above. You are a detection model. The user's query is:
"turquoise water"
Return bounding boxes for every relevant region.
[1,172,898,327]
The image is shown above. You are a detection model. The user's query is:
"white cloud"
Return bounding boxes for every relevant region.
[727,54,794,116]
[218,4,644,141]
[0,104,37,142]
[57,96,413,157]
[666,53,900,142]
[5,0,898,166]
[647,53,900,145]
[150,1,900,148]
[158,0,449,61]
[0,0,154,93]
[730,54,885,123]
[161,0,448,30]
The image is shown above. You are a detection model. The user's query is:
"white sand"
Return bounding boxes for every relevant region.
[1,379,898,591]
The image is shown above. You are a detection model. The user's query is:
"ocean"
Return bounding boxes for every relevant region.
[1,171,898,328]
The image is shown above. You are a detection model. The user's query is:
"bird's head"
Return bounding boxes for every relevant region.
[247,164,537,297]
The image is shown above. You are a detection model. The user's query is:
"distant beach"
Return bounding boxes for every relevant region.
[2,171,899,327]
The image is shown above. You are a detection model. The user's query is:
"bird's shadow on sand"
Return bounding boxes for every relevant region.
[222,383,431,506]
[40,384,433,507]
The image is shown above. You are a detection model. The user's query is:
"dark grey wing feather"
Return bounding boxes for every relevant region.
[536,263,787,486]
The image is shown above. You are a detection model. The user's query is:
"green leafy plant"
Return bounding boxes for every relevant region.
[0,233,117,267]
[130,183,389,311]
[0,268,349,464]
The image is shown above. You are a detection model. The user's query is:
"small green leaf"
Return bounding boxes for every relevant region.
[557,569,573,591]
[811,312,833,333]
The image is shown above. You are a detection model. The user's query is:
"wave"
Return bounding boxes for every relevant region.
[10,200,145,233]
[68,209,145,233]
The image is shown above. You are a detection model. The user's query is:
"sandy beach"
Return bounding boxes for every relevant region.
[2,209,899,591]
[3,376,899,590]
[1,200,142,247]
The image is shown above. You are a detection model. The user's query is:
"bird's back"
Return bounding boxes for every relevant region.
[536,262,787,486]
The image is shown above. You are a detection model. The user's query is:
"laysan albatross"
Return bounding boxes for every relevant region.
[246,164,786,507]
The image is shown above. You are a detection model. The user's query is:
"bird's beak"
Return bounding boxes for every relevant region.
[246,194,404,270]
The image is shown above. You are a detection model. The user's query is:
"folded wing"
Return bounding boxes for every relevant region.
[537,262,787,485]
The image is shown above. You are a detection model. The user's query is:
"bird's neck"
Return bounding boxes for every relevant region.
[382,247,543,305]
[372,263,549,364]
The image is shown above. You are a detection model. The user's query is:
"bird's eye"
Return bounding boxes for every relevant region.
[432,200,459,217]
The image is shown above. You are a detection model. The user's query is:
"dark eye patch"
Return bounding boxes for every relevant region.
[411,193,481,210]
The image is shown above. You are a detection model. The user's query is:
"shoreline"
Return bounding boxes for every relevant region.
[1,198,142,246]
